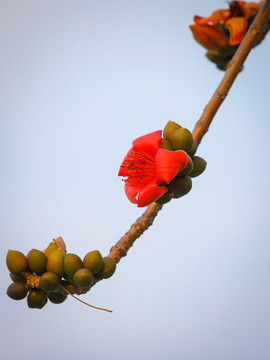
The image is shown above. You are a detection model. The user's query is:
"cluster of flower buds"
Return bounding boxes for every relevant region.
[6,237,116,309]
[156,121,207,204]
[190,1,262,70]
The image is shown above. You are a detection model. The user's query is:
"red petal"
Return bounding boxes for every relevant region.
[190,24,229,52]
[155,148,188,186]
[225,17,247,45]
[137,179,167,207]
[124,178,138,204]
[132,130,162,158]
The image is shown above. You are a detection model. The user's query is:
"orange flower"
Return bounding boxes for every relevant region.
[190,1,262,52]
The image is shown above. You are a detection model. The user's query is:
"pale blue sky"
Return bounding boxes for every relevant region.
[1,1,270,359]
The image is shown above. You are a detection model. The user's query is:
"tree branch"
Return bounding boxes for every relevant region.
[107,0,270,264]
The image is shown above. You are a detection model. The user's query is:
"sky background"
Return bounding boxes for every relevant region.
[1,1,270,359]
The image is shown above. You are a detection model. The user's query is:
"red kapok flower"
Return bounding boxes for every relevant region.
[118,130,188,207]
[190,1,262,52]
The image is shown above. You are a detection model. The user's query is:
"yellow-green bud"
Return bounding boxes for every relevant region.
[189,156,207,178]
[44,243,58,257]
[27,289,47,309]
[7,282,28,300]
[73,268,94,289]
[99,257,116,279]
[168,176,192,198]
[46,250,65,277]
[83,250,103,275]
[48,292,68,304]
[155,192,173,204]
[177,155,194,176]
[163,121,181,141]
[9,272,26,283]
[39,272,60,293]
[171,128,194,153]
[161,139,173,151]
[6,250,28,276]
[189,140,198,156]
[64,253,83,278]
[27,249,47,275]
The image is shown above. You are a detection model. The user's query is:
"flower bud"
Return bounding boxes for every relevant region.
[83,250,103,275]
[177,155,194,176]
[73,268,94,289]
[171,128,194,153]
[64,253,83,278]
[6,250,28,276]
[188,140,198,156]
[189,156,207,177]
[168,176,192,198]
[48,292,68,304]
[27,289,47,309]
[46,250,65,277]
[27,249,47,275]
[9,272,26,283]
[7,282,28,300]
[99,257,116,279]
[44,243,58,257]
[39,272,60,293]
[161,139,173,151]
[155,192,173,205]
[163,121,181,141]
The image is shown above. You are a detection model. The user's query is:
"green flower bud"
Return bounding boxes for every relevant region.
[48,292,68,304]
[6,250,28,276]
[161,139,173,151]
[27,289,47,309]
[46,250,65,277]
[163,121,181,141]
[99,257,116,279]
[171,128,194,153]
[73,268,94,289]
[177,155,194,176]
[188,140,198,156]
[27,249,47,275]
[9,272,26,283]
[189,156,207,178]
[44,243,58,257]
[7,282,28,300]
[39,272,60,293]
[168,176,192,198]
[64,253,83,278]
[83,250,103,275]
[155,192,173,204]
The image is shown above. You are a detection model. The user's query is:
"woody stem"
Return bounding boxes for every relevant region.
[108,0,270,263]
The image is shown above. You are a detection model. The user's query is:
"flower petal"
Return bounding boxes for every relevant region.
[137,179,167,207]
[155,148,188,186]
[124,178,139,204]
[225,17,247,45]
[194,9,230,26]
[190,24,229,52]
[132,130,162,158]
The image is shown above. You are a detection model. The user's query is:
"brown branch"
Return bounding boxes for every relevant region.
[109,202,163,263]
[106,0,270,265]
